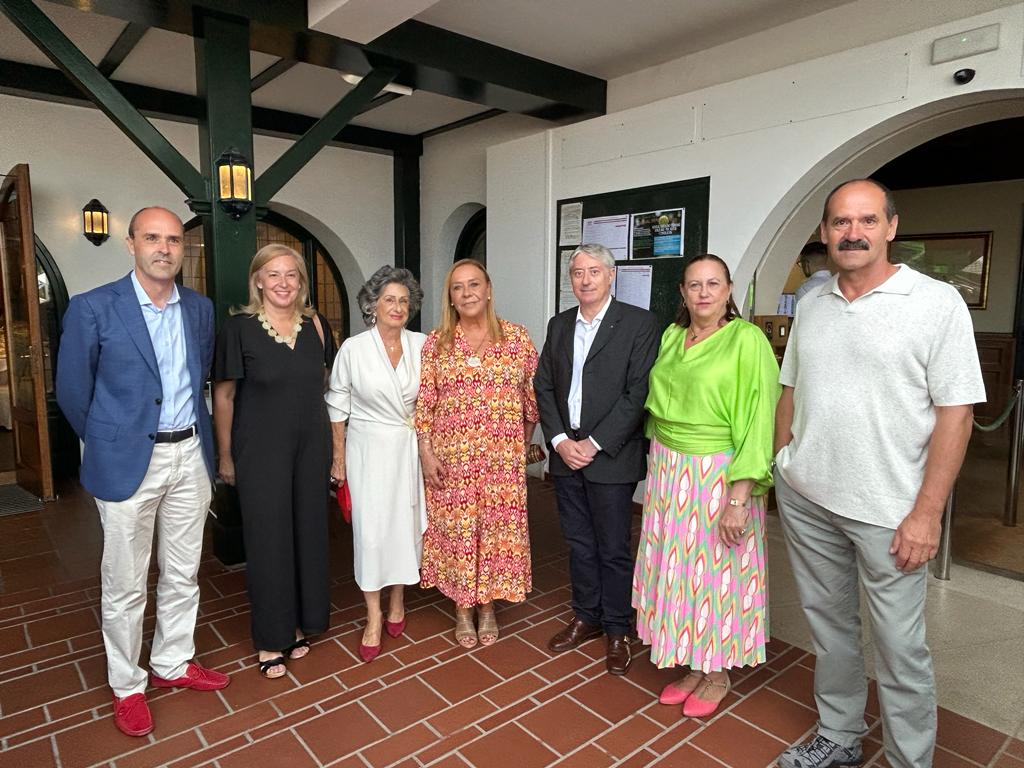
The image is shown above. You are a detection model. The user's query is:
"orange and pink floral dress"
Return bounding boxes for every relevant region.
[415,320,539,607]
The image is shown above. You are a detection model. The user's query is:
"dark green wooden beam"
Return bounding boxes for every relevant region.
[255,66,398,206]
[97,21,147,78]
[0,0,205,201]
[43,0,606,121]
[0,59,423,155]
[250,57,295,91]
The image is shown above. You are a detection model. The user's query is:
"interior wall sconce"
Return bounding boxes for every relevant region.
[82,199,109,246]
[215,148,253,220]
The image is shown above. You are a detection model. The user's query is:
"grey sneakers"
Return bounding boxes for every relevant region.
[777,735,864,768]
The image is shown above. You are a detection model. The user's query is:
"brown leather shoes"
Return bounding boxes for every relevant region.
[606,635,632,676]
[547,617,603,653]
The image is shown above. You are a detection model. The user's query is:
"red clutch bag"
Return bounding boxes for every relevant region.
[336,481,352,524]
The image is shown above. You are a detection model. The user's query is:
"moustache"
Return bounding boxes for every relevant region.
[838,239,870,251]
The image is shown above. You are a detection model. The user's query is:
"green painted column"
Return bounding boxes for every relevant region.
[192,10,256,566]
[193,9,257,328]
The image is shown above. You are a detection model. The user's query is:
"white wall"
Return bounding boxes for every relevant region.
[480,1,1024,343]
[607,0,1022,112]
[419,113,548,328]
[895,180,1024,333]
[0,94,393,331]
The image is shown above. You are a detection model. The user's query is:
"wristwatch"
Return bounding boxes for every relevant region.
[728,498,749,508]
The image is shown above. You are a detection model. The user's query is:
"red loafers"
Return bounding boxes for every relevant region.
[150,661,231,691]
[113,693,153,737]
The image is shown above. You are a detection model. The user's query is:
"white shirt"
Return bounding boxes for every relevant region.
[795,270,831,304]
[552,294,612,450]
[776,265,986,529]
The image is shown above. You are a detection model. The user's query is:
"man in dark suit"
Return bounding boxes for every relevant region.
[534,243,658,675]
[57,207,229,738]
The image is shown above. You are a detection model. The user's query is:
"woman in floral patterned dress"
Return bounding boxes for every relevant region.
[416,259,539,649]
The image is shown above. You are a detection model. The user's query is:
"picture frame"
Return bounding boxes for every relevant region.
[889,231,992,309]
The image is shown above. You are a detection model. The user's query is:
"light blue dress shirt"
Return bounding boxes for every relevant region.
[130,272,195,431]
[552,295,612,450]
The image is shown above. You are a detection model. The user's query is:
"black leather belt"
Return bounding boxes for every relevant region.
[154,424,197,443]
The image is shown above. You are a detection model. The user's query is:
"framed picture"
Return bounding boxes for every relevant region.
[889,231,992,309]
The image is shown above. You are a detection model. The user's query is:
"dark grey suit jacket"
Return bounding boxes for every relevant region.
[534,299,659,484]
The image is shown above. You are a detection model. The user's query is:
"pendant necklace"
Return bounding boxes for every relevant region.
[258,312,302,346]
[466,334,489,368]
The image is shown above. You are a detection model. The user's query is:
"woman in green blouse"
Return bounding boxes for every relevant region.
[631,254,779,718]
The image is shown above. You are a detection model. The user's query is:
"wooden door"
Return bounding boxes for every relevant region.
[0,164,54,500]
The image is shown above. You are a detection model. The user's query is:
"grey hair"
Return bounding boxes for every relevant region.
[357,265,424,326]
[569,243,616,269]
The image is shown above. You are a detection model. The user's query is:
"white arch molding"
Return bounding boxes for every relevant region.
[422,202,485,327]
[268,202,366,333]
[738,89,1024,314]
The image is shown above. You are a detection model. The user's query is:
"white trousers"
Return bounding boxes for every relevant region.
[94,435,212,697]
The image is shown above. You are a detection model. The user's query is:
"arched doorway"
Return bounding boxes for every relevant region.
[181,212,351,343]
[745,91,1024,578]
[454,208,487,265]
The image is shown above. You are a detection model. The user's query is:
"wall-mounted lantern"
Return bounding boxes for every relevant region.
[82,199,109,246]
[215,148,253,220]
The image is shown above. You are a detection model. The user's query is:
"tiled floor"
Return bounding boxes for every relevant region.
[0,479,1021,767]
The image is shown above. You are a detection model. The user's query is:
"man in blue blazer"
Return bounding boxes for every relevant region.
[534,243,658,676]
[57,207,229,737]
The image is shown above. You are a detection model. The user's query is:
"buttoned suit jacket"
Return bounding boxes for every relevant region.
[534,298,659,484]
[56,272,216,502]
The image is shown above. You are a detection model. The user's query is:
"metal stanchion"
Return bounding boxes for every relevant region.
[1004,379,1023,527]
[934,484,955,580]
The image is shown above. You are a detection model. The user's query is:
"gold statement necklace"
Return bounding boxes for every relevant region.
[258,312,303,345]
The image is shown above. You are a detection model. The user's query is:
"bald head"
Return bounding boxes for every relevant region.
[128,207,182,238]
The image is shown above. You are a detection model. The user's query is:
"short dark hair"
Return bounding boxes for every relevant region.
[799,241,827,258]
[821,179,897,223]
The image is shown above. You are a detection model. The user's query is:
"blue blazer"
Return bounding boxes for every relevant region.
[56,273,216,502]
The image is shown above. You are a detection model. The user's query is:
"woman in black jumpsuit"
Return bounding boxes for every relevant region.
[213,243,336,678]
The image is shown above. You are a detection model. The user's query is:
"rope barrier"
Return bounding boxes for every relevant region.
[973,387,1020,432]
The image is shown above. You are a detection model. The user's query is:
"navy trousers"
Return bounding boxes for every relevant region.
[553,473,637,636]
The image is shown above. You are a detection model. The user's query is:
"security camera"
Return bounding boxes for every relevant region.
[953,68,976,85]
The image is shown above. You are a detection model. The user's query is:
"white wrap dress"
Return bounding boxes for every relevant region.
[326,327,428,591]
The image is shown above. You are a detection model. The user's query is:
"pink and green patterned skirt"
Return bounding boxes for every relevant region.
[632,438,768,671]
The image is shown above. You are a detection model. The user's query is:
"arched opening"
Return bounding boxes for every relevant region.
[182,212,351,343]
[454,208,487,265]
[745,90,1024,578]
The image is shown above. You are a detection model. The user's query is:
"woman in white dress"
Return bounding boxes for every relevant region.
[326,266,427,663]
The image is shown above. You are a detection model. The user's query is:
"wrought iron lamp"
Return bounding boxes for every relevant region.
[82,199,109,246]
[215,148,253,220]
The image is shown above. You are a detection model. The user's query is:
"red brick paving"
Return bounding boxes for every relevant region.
[0,480,1016,767]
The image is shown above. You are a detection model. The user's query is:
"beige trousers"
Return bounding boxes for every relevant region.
[94,435,212,697]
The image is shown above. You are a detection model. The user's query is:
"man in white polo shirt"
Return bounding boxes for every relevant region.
[773,179,985,768]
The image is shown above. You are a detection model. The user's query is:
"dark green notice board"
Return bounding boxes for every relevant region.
[555,177,710,331]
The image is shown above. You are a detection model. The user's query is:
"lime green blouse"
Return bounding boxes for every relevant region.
[644,319,780,495]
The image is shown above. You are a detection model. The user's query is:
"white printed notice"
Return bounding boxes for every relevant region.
[558,250,580,313]
[581,214,629,259]
[614,264,653,310]
[558,202,583,246]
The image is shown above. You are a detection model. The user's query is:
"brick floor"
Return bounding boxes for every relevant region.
[0,479,1017,767]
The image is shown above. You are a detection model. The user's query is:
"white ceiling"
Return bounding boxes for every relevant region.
[415,0,859,78]
[0,0,861,136]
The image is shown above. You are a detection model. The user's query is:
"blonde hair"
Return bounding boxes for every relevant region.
[436,259,503,351]
[233,243,315,317]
